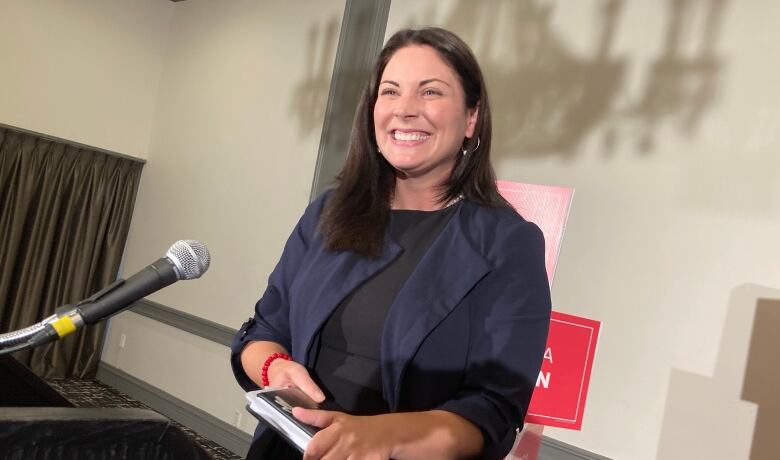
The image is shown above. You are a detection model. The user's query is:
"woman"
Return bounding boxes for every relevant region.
[232,27,551,460]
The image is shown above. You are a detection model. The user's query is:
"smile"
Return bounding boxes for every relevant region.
[391,130,430,142]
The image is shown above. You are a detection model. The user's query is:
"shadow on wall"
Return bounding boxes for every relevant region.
[741,298,780,460]
[656,284,780,460]
[288,15,341,138]
[405,0,728,161]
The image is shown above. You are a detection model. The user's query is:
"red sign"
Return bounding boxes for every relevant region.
[525,310,601,430]
[497,181,573,284]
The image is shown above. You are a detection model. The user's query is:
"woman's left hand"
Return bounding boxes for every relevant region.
[294,407,395,460]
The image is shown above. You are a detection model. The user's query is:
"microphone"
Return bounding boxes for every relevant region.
[33,240,210,347]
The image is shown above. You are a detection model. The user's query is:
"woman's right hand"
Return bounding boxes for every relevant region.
[266,357,326,403]
[241,340,326,403]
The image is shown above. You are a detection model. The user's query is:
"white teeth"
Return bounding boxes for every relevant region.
[393,131,429,141]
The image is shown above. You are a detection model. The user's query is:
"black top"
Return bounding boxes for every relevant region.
[311,205,457,414]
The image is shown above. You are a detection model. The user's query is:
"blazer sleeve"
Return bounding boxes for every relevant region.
[437,218,552,459]
[229,193,327,392]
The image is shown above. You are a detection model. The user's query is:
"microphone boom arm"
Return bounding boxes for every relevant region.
[0,240,209,356]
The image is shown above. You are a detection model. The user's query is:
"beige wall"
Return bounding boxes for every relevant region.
[100,0,344,435]
[101,310,259,433]
[0,0,173,159]
[387,0,780,458]
[655,284,779,460]
[114,0,343,327]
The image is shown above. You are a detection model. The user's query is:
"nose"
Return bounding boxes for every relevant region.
[392,93,419,119]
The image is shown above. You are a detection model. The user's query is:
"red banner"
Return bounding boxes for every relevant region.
[497,181,573,284]
[525,311,601,430]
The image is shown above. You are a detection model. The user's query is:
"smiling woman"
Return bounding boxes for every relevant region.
[232,27,551,460]
[373,45,478,196]
[319,27,501,258]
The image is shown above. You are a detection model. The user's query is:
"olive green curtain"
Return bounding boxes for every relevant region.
[0,126,143,379]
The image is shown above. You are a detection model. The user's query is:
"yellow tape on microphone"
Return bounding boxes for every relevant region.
[50,316,77,338]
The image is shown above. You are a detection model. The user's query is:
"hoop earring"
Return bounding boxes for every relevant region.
[461,136,481,156]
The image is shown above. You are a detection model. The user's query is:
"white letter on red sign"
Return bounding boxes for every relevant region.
[536,371,551,389]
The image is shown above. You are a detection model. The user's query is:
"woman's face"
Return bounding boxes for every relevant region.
[373,45,478,182]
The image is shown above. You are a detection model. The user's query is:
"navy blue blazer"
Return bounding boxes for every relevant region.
[231,192,551,459]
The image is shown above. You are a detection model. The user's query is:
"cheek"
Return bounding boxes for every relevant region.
[373,101,391,124]
[438,112,469,140]
[429,105,465,132]
[373,107,389,139]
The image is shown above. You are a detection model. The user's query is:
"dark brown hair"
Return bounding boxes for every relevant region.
[319,27,509,258]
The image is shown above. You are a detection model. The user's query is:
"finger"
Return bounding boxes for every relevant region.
[304,422,341,460]
[270,361,325,402]
[290,368,326,402]
[293,407,334,428]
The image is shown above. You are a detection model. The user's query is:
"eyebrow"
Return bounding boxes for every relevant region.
[420,78,451,87]
[379,78,451,87]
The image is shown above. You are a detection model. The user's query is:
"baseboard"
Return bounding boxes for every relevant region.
[130,298,236,347]
[96,361,251,457]
[540,435,612,460]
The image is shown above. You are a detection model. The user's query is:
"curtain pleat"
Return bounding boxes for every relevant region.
[0,127,143,378]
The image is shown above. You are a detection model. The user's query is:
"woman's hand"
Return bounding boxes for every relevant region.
[294,408,394,460]
[240,341,325,403]
[267,358,325,403]
[294,408,484,460]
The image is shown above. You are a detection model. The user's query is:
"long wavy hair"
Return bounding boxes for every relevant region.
[319,27,509,258]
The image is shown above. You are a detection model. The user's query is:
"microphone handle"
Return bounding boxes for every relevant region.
[78,258,178,325]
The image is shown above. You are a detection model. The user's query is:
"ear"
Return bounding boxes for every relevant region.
[464,104,479,139]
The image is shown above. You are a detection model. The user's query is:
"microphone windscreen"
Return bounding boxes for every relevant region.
[166,240,210,280]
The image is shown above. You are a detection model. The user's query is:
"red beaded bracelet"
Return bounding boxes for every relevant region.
[261,352,291,387]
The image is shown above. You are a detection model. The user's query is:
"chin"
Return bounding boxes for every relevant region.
[385,155,422,171]
[388,158,425,173]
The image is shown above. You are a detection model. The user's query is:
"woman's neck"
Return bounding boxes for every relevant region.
[391,178,446,211]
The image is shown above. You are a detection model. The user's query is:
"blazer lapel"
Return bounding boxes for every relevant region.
[381,208,491,409]
[291,234,402,362]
